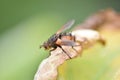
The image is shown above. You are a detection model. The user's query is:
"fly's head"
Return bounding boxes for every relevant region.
[40,41,51,50]
[40,34,58,50]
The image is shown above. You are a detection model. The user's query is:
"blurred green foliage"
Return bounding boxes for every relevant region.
[0,0,120,80]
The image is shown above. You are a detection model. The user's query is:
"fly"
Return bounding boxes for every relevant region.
[40,20,79,58]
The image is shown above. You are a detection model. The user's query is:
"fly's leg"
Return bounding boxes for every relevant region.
[70,34,83,56]
[49,46,57,56]
[50,47,57,52]
[71,46,79,53]
[57,45,72,59]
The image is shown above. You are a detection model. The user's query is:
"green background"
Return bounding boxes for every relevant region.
[0,0,120,80]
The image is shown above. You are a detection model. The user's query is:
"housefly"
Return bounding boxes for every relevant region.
[40,20,79,58]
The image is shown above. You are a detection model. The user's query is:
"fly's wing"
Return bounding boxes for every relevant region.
[60,39,79,46]
[56,20,75,34]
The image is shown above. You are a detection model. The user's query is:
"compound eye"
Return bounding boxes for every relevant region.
[44,44,51,50]
[44,46,47,49]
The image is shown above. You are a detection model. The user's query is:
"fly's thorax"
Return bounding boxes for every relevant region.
[48,34,58,42]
